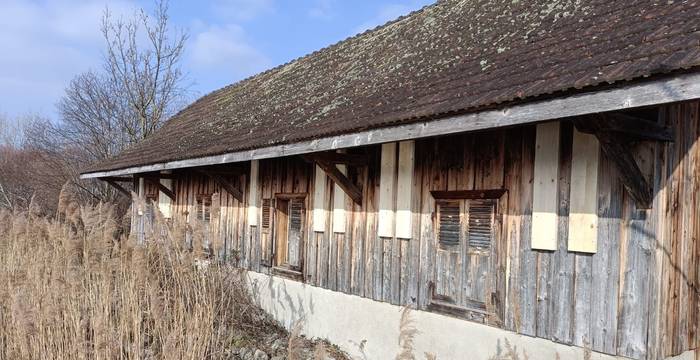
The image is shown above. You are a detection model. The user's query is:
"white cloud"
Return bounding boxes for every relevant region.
[212,0,275,21]
[188,24,271,89]
[353,4,413,35]
[0,0,135,118]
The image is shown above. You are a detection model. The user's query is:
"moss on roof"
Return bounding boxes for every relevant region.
[85,0,700,173]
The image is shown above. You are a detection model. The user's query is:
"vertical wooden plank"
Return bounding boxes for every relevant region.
[548,121,575,345]
[158,173,173,219]
[532,122,561,250]
[395,140,414,239]
[332,165,347,234]
[378,142,397,238]
[312,165,327,232]
[248,160,259,226]
[351,161,369,297]
[617,141,656,359]
[589,153,622,355]
[517,126,538,336]
[568,129,600,253]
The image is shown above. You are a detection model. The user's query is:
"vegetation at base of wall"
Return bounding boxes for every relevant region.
[0,196,347,360]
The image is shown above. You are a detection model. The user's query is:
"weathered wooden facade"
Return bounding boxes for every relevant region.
[81,1,700,358]
[115,101,700,359]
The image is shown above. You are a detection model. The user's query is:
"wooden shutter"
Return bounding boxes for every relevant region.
[467,199,496,251]
[287,198,304,268]
[437,200,461,248]
[261,198,272,229]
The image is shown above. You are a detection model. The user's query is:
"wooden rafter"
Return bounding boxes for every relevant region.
[101,176,133,182]
[310,151,367,166]
[142,176,176,201]
[104,179,130,197]
[304,154,363,205]
[576,113,674,142]
[198,170,244,202]
[574,116,655,208]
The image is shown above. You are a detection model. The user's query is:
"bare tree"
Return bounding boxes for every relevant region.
[46,0,189,207]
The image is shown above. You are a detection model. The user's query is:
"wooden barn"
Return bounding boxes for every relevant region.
[82,1,700,359]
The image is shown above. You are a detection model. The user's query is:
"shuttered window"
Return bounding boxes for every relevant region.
[261,198,272,229]
[196,194,211,222]
[435,197,498,251]
[289,198,304,234]
[467,199,496,251]
[437,201,461,248]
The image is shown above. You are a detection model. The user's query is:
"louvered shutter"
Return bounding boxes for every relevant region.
[287,198,304,268]
[261,198,272,229]
[437,200,461,248]
[467,199,495,251]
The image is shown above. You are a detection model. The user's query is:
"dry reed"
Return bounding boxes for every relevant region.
[0,202,280,359]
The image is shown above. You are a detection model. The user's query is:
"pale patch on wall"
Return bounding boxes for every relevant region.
[531,122,560,250]
[568,129,599,253]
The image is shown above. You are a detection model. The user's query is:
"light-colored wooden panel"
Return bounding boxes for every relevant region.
[313,165,327,232]
[247,160,259,226]
[395,140,414,239]
[333,164,347,233]
[378,142,397,238]
[531,122,560,250]
[158,171,173,218]
[568,129,599,253]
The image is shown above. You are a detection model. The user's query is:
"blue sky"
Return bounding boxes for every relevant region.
[0,0,433,120]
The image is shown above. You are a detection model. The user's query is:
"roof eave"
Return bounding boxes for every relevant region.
[80,71,700,179]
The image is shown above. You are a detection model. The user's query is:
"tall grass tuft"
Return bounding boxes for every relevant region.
[0,203,280,359]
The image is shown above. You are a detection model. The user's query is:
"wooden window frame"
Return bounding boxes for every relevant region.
[428,188,506,325]
[195,194,212,222]
[270,193,307,281]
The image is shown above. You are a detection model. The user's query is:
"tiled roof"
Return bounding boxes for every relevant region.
[84,0,700,174]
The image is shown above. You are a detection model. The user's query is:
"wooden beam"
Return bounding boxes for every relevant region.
[311,151,367,166]
[81,72,700,179]
[140,172,177,179]
[594,131,653,208]
[305,155,362,206]
[575,113,674,142]
[104,179,130,197]
[142,176,176,201]
[576,118,653,208]
[197,170,244,202]
[101,176,133,182]
[430,189,507,200]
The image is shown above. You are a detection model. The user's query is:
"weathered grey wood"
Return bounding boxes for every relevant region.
[547,122,575,345]
[590,153,622,355]
[104,179,130,196]
[143,176,176,200]
[305,154,363,205]
[575,113,675,142]
[83,72,700,179]
[199,170,244,202]
[575,120,653,208]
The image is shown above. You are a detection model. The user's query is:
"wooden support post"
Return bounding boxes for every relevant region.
[304,154,363,206]
[143,176,176,201]
[104,179,130,197]
[197,170,244,202]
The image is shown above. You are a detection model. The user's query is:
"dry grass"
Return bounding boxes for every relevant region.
[0,199,282,359]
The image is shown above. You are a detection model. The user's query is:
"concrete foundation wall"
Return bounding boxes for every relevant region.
[246,271,659,360]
